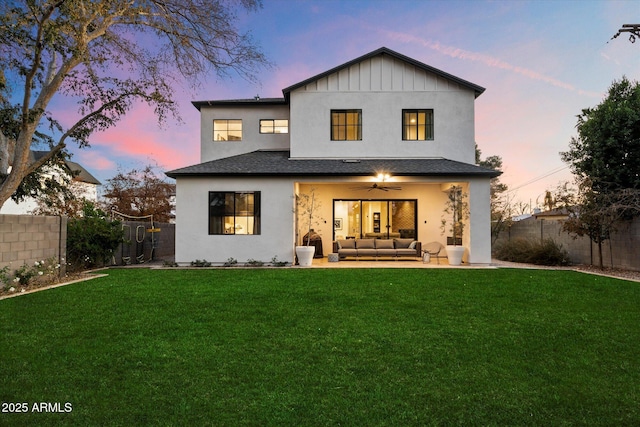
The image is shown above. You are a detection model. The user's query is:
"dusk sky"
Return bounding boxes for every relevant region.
[64,0,639,209]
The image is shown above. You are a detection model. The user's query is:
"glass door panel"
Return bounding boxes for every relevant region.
[334,199,417,240]
[390,200,416,239]
[334,201,361,239]
[362,201,388,238]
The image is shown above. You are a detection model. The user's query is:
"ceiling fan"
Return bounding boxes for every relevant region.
[350,182,403,191]
[350,174,402,191]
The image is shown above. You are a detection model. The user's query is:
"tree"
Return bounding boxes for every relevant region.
[476,145,509,243]
[561,77,640,193]
[31,179,90,218]
[101,164,175,223]
[67,202,123,271]
[556,179,640,269]
[0,0,269,208]
[559,77,640,268]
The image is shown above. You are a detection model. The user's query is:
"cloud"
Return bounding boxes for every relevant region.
[74,150,117,172]
[381,30,602,98]
[86,101,199,171]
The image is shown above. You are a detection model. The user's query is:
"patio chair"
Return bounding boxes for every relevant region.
[423,241,445,264]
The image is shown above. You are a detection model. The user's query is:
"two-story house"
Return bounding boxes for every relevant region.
[0,150,101,215]
[167,47,500,265]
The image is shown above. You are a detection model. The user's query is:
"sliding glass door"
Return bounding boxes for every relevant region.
[333,199,417,240]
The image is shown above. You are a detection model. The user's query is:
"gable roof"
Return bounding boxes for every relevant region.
[31,151,101,185]
[282,47,485,98]
[166,150,501,179]
[191,47,486,110]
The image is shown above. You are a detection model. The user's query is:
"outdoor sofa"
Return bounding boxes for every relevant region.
[333,238,422,260]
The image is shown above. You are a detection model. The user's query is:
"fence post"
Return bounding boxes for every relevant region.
[59,216,67,277]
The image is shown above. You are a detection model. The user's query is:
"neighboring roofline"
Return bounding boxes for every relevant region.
[166,150,501,179]
[66,160,102,185]
[31,150,101,185]
[281,46,486,99]
[192,97,287,111]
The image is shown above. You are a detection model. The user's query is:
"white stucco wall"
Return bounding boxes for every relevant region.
[175,174,493,265]
[174,176,296,264]
[199,104,290,162]
[288,55,476,163]
[467,178,493,265]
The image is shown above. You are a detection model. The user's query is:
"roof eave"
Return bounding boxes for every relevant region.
[192,98,288,111]
[166,170,501,179]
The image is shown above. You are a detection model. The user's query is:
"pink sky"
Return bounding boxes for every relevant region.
[64,0,640,210]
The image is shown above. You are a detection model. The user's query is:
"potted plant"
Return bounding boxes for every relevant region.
[441,185,469,266]
[295,188,322,266]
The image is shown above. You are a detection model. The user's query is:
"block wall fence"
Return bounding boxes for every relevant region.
[1,215,176,277]
[493,217,640,272]
[0,214,67,276]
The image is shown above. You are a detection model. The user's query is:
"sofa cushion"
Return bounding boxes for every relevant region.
[375,239,395,249]
[394,238,414,249]
[357,248,377,256]
[376,248,397,256]
[338,249,358,257]
[356,239,375,249]
[337,239,355,249]
[396,248,417,256]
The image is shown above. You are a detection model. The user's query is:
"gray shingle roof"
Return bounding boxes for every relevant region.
[166,150,501,178]
[31,151,101,185]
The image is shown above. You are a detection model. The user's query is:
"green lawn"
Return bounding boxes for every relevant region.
[1,268,639,426]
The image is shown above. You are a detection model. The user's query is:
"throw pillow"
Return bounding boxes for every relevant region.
[356,239,375,249]
[337,239,355,249]
[375,239,395,249]
[394,238,414,249]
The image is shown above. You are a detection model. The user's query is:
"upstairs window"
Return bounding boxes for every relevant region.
[214,119,242,141]
[260,119,289,134]
[331,110,362,141]
[402,110,434,141]
[209,192,261,235]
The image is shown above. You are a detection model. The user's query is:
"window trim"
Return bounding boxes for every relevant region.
[402,109,434,141]
[331,109,362,141]
[208,191,261,235]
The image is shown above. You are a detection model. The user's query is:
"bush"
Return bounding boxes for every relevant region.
[190,259,212,267]
[67,202,124,271]
[494,238,570,266]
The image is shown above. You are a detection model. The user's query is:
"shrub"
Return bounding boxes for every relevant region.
[190,259,212,267]
[0,266,10,290]
[67,202,124,271]
[270,256,289,267]
[223,258,238,267]
[12,258,63,286]
[494,238,570,266]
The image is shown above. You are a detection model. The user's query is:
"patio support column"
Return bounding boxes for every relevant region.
[468,178,492,265]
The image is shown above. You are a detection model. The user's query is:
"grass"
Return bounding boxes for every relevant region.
[1,268,639,426]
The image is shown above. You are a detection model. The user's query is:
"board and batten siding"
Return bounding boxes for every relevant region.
[301,56,462,93]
